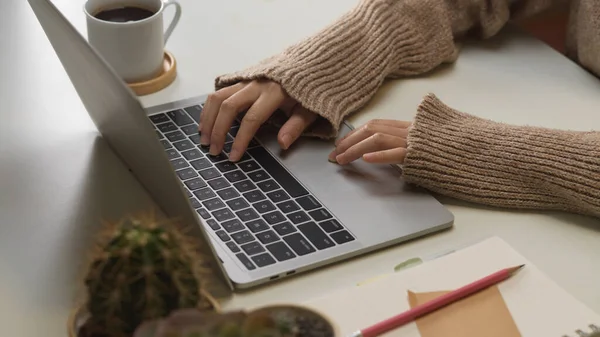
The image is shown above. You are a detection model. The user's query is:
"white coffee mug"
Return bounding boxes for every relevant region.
[84,0,181,83]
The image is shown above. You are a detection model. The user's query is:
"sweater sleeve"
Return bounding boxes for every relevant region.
[403,94,600,219]
[215,0,558,138]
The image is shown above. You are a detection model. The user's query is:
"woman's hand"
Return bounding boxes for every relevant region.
[200,80,317,162]
[329,119,412,165]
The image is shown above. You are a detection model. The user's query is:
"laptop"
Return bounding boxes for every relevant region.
[27,0,454,296]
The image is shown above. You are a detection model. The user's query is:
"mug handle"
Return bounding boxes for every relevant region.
[162,0,181,44]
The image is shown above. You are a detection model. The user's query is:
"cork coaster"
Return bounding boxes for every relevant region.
[128,51,177,96]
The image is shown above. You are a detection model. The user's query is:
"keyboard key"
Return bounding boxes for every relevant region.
[241,241,265,256]
[273,222,296,236]
[222,219,245,233]
[174,140,195,152]
[298,222,336,250]
[212,208,235,222]
[223,142,233,154]
[330,230,355,244]
[189,198,201,209]
[157,122,178,133]
[156,130,164,139]
[194,188,216,201]
[226,241,240,253]
[247,147,309,198]
[184,178,207,190]
[207,152,228,163]
[160,139,172,149]
[267,190,290,203]
[182,148,203,161]
[150,113,169,124]
[256,230,279,244]
[208,177,230,190]
[224,170,246,183]
[206,219,220,230]
[309,208,333,222]
[184,189,192,197]
[257,179,279,193]
[296,195,321,211]
[283,234,315,256]
[165,130,186,142]
[227,198,249,211]
[199,145,210,153]
[234,180,256,193]
[189,158,210,171]
[253,200,276,214]
[287,211,310,224]
[202,198,226,211]
[167,109,194,126]
[266,242,296,262]
[236,253,256,270]
[170,158,189,170]
[199,168,220,180]
[243,190,266,203]
[263,211,287,225]
[165,148,180,160]
[215,161,237,173]
[180,125,199,136]
[246,219,269,233]
[196,208,210,219]
[216,230,231,242]
[183,105,202,122]
[229,126,240,136]
[226,133,234,143]
[217,187,239,200]
[236,208,260,222]
[277,200,300,213]
[188,134,201,144]
[319,219,343,233]
[176,168,198,180]
[248,170,268,182]
[238,160,260,172]
[232,230,254,244]
[251,253,276,267]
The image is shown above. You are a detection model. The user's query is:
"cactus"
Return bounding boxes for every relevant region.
[82,213,217,337]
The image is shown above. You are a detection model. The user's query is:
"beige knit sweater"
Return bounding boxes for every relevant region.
[215,0,600,219]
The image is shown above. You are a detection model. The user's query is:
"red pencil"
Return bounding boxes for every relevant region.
[349,264,525,337]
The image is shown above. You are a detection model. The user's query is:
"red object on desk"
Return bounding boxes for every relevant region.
[351,264,525,337]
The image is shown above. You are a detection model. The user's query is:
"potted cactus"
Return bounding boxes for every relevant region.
[71,213,220,337]
[132,305,338,337]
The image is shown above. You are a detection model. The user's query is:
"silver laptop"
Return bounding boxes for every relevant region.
[28,0,453,296]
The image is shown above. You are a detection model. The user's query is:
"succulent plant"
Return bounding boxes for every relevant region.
[81,213,217,337]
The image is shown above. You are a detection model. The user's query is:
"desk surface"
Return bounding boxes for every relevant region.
[1,1,599,336]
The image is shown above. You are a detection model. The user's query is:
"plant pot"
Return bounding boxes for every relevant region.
[247,304,339,337]
[68,289,221,337]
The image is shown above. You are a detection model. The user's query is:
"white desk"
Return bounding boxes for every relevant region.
[1,1,599,336]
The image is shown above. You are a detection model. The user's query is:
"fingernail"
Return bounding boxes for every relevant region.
[229,149,240,162]
[281,134,291,149]
[328,150,337,162]
[209,145,219,155]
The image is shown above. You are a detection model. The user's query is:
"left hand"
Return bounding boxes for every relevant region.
[328,119,412,165]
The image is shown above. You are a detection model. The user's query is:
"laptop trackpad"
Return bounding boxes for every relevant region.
[255,123,451,247]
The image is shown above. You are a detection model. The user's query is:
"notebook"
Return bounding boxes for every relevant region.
[302,236,600,337]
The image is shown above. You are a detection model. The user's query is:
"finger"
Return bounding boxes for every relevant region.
[277,105,317,150]
[229,91,286,161]
[363,147,408,164]
[209,84,261,155]
[329,124,408,161]
[334,119,411,146]
[200,82,246,145]
[335,133,406,165]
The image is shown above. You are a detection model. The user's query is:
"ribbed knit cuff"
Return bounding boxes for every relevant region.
[403,94,600,218]
[215,0,457,138]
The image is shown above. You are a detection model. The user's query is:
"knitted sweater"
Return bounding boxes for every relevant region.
[214,0,600,218]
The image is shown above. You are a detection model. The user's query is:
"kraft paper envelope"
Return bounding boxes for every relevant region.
[303,237,600,337]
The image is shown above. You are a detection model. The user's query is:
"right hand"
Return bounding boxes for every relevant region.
[200,80,318,162]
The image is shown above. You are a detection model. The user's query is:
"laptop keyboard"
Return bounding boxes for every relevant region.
[149,104,355,271]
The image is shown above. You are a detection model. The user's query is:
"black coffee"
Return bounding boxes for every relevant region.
[94,6,155,23]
